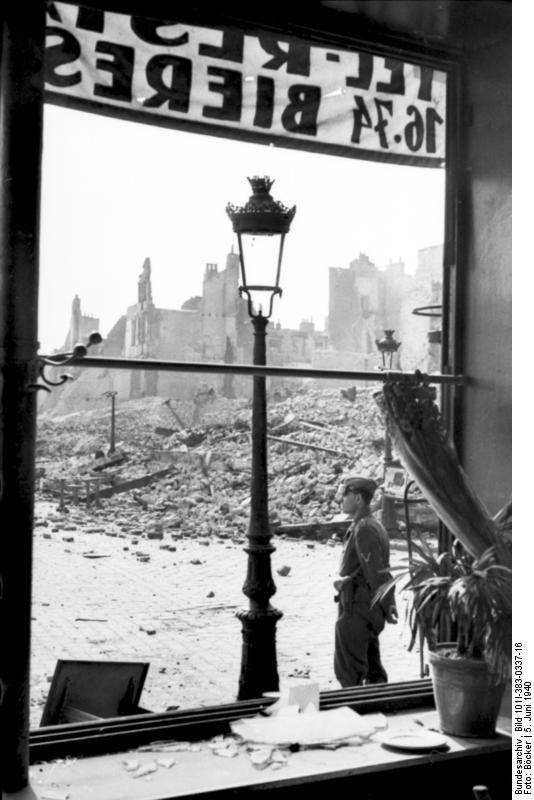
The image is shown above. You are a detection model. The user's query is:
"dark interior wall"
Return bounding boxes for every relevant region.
[459,34,512,514]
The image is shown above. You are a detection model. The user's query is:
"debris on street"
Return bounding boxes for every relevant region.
[36,387,395,542]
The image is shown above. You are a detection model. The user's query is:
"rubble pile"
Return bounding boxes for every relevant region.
[36,385,390,539]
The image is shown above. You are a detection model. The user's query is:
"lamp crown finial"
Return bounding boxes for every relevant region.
[226,175,296,235]
[247,175,274,194]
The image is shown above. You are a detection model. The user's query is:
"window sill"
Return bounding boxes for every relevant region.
[21,708,511,800]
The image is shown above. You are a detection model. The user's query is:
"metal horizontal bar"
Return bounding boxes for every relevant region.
[42,354,465,385]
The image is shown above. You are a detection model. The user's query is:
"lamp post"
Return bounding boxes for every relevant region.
[103,390,117,454]
[227,176,296,700]
[375,330,401,533]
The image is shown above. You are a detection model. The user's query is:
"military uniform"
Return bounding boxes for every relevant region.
[334,512,395,687]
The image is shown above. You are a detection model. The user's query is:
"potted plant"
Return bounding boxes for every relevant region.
[375,534,512,737]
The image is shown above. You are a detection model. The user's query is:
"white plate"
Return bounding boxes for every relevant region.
[375,729,449,752]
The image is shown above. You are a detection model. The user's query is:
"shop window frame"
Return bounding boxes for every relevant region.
[30,0,464,760]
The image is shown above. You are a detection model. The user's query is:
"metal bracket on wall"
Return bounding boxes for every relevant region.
[29,331,102,393]
[412,304,442,344]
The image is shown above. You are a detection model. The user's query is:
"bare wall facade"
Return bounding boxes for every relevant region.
[460,35,512,513]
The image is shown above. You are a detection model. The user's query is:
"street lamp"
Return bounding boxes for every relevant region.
[375,330,401,533]
[375,329,401,371]
[103,391,117,454]
[227,176,296,700]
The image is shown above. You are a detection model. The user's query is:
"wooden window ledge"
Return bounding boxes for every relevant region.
[12,708,511,800]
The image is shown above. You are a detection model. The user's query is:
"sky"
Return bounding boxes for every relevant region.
[38,103,445,353]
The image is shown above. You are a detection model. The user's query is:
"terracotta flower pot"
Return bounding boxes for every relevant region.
[429,644,506,738]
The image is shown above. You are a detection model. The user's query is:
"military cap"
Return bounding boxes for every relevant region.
[343,476,378,496]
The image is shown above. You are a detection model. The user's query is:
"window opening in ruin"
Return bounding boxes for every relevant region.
[34,9,451,732]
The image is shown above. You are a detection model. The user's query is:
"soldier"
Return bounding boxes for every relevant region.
[333,475,398,687]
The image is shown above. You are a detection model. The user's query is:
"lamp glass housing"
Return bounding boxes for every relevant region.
[236,231,286,317]
[381,350,394,369]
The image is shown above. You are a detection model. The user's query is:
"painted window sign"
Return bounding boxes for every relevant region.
[45,4,447,167]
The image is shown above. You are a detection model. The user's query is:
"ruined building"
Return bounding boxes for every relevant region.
[199,249,249,362]
[41,244,442,414]
[325,245,443,373]
[123,257,202,398]
[41,249,328,413]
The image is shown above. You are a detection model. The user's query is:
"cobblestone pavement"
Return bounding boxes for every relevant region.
[30,501,425,729]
